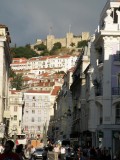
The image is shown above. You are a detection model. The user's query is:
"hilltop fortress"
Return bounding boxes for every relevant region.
[31,32,90,51]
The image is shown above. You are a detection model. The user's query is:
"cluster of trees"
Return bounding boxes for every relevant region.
[9,70,24,90]
[11,44,38,59]
[34,42,62,56]
[10,40,89,59]
[77,40,88,48]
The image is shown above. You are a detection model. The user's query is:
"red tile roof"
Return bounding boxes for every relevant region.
[51,86,61,95]
[25,90,51,93]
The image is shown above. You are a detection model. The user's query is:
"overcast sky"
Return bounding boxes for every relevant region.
[0,0,106,47]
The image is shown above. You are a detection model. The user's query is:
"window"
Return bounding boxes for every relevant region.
[116,103,120,124]
[14,115,17,121]
[32,110,35,114]
[33,96,35,100]
[118,74,120,88]
[25,126,28,131]
[14,106,17,112]
[31,117,34,122]
[38,126,40,131]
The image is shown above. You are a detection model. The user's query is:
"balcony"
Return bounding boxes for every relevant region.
[112,87,120,95]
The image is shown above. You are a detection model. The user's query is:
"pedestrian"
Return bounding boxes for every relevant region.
[15,144,27,160]
[24,145,30,159]
[0,143,4,154]
[30,145,35,159]
[54,144,60,160]
[60,145,66,160]
[77,146,81,160]
[0,140,21,160]
[66,147,71,160]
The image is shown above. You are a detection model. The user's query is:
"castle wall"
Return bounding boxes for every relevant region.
[32,32,90,51]
[54,38,66,47]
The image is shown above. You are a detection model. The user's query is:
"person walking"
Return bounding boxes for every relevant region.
[15,144,27,160]
[0,140,21,160]
[60,145,66,160]
[54,145,60,160]
[66,147,71,160]
[0,143,4,154]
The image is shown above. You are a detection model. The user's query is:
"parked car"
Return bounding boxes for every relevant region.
[31,147,44,159]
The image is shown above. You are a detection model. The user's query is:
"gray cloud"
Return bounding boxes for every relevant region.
[0,0,106,46]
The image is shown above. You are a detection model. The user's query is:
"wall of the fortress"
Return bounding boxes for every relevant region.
[82,32,90,40]
[54,38,66,47]
[32,32,90,51]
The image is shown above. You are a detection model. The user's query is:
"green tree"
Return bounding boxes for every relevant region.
[70,42,75,47]
[11,46,38,58]
[34,43,47,51]
[40,50,50,56]
[77,40,88,48]
[11,73,24,90]
[51,42,62,51]
[9,69,16,78]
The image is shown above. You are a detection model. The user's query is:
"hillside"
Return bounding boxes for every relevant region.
[10,40,87,58]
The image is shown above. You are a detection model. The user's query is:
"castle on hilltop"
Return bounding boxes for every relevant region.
[31,32,90,51]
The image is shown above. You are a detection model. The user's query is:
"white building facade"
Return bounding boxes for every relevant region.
[8,90,24,137]
[22,91,51,139]
[10,55,78,73]
[0,25,12,141]
[87,0,120,156]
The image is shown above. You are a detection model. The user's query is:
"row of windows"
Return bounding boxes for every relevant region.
[24,126,41,131]
[26,110,47,114]
[25,96,49,99]
[25,104,49,108]
[24,117,47,122]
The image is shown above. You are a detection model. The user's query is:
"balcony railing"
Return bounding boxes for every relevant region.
[112,87,120,95]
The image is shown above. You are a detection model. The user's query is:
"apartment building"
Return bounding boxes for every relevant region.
[22,90,51,139]
[10,55,78,73]
[8,90,24,137]
[84,0,120,156]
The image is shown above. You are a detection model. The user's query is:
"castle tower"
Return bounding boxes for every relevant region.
[46,35,55,51]
[66,32,73,48]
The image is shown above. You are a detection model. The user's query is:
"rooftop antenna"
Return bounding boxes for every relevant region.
[49,26,52,35]
[69,24,71,33]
